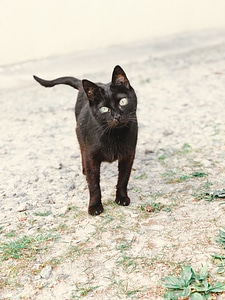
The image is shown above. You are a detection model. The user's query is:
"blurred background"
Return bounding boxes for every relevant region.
[1,0,225,67]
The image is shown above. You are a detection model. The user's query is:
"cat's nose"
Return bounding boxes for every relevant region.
[110,114,124,127]
[113,114,121,122]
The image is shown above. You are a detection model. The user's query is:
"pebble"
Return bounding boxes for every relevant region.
[17,203,30,212]
[39,265,52,279]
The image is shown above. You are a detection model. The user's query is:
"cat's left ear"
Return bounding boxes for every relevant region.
[112,65,130,88]
[82,79,100,102]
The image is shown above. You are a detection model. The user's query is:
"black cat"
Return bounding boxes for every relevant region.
[33,65,138,215]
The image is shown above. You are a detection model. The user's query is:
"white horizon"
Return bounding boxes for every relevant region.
[1,0,225,66]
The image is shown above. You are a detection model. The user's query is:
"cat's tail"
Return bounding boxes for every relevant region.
[33,75,82,90]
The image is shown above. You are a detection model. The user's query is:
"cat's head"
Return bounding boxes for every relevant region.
[82,65,137,129]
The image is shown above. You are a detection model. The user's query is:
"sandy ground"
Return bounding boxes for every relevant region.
[1,29,225,299]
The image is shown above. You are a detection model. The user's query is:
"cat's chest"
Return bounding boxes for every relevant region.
[101,129,128,147]
[98,129,135,162]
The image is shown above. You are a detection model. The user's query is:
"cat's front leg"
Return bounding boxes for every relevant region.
[115,154,135,206]
[85,157,103,215]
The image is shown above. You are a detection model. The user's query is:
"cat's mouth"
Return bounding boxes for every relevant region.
[108,118,128,129]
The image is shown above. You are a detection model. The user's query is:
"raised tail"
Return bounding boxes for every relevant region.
[33,75,82,90]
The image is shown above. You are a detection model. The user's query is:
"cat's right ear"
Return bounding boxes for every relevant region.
[82,80,99,102]
[111,65,130,88]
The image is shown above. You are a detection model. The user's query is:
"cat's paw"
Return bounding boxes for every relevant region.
[115,196,130,206]
[88,203,104,216]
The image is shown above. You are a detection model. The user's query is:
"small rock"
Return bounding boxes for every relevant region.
[57,274,70,281]
[17,203,29,212]
[55,163,63,169]
[68,183,76,191]
[58,205,69,215]
[39,265,52,279]
[163,129,173,136]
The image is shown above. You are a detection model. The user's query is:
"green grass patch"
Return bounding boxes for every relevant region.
[134,172,148,180]
[162,170,208,184]
[158,154,167,163]
[106,272,147,298]
[33,211,52,217]
[178,143,192,155]
[72,283,100,298]
[194,188,225,202]
[139,202,171,213]
[0,233,57,261]
[178,171,208,182]
[211,227,225,274]
[4,230,16,238]
[212,254,225,275]
[216,227,225,249]
[163,265,225,299]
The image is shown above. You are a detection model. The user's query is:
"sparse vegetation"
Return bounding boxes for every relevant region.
[212,254,225,275]
[162,169,208,184]
[72,283,100,298]
[33,211,52,217]
[2,31,225,299]
[139,202,171,213]
[211,227,225,275]
[163,265,225,299]
[1,137,224,299]
[0,233,57,261]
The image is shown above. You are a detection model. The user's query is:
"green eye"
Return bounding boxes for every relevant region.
[119,98,128,106]
[99,106,110,113]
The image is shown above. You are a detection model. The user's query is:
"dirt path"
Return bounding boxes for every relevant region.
[1,29,225,299]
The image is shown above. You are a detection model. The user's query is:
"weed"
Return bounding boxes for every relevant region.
[61,205,83,219]
[4,230,16,238]
[57,223,68,231]
[216,227,225,249]
[208,189,225,201]
[116,254,152,275]
[106,272,147,298]
[132,186,142,193]
[90,213,115,237]
[195,188,225,202]
[178,143,192,155]
[211,227,225,274]
[139,202,171,213]
[178,171,208,182]
[162,169,207,184]
[212,254,225,274]
[192,180,213,201]
[0,233,56,260]
[190,171,208,178]
[134,172,148,180]
[158,143,192,163]
[72,283,100,298]
[100,213,114,225]
[116,255,137,273]
[158,154,167,164]
[162,170,177,183]
[163,265,225,299]
[33,211,52,217]
[116,239,131,251]
[68,243,92,258]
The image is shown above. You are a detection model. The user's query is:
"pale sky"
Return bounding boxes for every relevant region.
[1,0,225,66]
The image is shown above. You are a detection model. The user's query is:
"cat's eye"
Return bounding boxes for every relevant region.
[119,98,128,106]
[99,106,110,113]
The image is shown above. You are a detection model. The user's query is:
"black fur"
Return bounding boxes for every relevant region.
[33,65,138,215]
